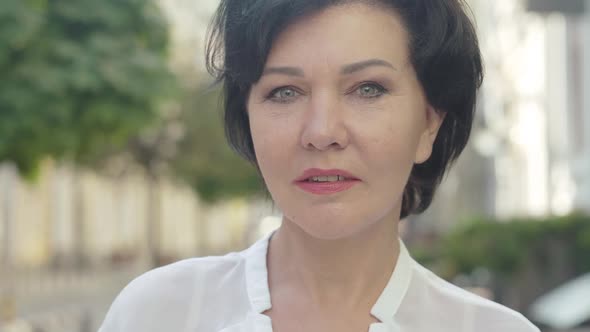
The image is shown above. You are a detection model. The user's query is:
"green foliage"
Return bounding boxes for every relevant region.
[0,0,174,176]
[441,214,590,278]
[171,85,263,202]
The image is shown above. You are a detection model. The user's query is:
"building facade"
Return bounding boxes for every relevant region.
[469,0,590,218]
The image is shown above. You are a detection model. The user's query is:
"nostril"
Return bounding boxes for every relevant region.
[300,114,350,150]
[330,142,342,147]
[303,137,344,151]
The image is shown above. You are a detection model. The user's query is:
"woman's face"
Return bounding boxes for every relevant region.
[247,3,443,240]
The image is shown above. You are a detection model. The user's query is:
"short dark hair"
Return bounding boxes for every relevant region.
[206,0,483,219]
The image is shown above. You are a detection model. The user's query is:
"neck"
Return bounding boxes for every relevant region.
[267,216,400,310]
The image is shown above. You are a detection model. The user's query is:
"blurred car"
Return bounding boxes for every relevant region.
[529,273,590,331]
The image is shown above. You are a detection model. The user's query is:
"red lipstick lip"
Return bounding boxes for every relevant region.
[293,168,361,195]
[294,168,360,182]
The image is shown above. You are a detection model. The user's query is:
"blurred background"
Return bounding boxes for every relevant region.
[0,0,589,331]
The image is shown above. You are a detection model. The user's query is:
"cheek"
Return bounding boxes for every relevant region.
[365,136,414,171]
[249,118,272,164]
[364,114,422,154]
[248,113,294,176]
[356,118,424,184]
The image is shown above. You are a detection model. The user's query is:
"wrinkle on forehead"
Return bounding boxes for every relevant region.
[263,2,410,78]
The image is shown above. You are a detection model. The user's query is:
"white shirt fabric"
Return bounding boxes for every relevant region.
[98,234,540,332]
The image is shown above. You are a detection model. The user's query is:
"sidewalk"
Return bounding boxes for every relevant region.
[1,262,148,332]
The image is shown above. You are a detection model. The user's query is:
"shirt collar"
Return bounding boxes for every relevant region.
[242,232,273,313]
[242,233,413,323]
[370,238,413,325]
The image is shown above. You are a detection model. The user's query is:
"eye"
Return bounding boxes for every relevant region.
[356,82,387,98]
[267,86,300,103]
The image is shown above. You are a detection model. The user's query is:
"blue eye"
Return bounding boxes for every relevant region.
[357,83,386,98]
[268,87,299,103]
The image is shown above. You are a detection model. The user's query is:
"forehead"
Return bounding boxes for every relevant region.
[264,3,409,70]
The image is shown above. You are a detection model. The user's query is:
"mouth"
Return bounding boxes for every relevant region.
[303,175,353,182]
[294,168,360,182]
[294,168,360,195]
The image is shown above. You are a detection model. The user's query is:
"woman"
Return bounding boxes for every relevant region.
[99,0,540,331]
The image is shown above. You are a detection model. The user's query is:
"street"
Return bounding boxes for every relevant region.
[2,263,147,332]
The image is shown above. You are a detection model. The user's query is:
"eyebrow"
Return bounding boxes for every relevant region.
[261,58,396,78]
[262,66,305,77]
[341,59,396,75]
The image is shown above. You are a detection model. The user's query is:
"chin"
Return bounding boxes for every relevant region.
[282,210,380,241]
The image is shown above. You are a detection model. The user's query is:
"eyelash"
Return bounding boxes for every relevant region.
[264,82,389,103]
[350,82,388,99]
[265,86,301,104]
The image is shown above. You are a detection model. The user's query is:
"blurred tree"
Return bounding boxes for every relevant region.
[412,214,590,311]
[0,0,174,176]
[0,0,174,267]
[122,104,185,267]
[117,84,262,266]
[172,84,262,203]
[0,0,260,267]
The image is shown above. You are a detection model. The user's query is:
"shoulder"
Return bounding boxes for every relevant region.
[99,252,251,332]
[408,261,540,332]
[120,252,246,301]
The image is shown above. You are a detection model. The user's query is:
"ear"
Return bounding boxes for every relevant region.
[414,105,445,164]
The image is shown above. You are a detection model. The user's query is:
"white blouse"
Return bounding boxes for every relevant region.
[98,234,540,332]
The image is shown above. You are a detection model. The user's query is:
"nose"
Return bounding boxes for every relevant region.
[299,93,350,151]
